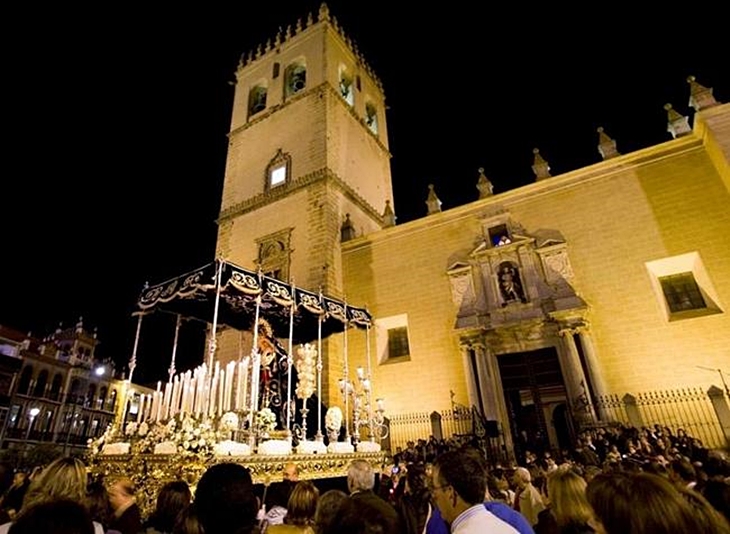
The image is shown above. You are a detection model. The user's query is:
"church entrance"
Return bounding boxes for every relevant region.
[498,347,572,463]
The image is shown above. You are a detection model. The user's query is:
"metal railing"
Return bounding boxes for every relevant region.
[591,387,727,449]
[388,405,474,452]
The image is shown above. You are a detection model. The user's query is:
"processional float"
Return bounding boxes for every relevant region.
[88,259,387,489]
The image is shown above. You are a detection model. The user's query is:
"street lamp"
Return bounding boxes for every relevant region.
[94,365,106,377]
[26,407,40,444]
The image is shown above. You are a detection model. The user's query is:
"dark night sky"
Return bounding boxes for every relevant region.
[2,3,728,385]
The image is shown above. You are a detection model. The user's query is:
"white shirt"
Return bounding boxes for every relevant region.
[0,520,105,534]
[451,504,519,534]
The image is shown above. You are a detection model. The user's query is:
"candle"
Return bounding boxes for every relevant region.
[163,381,172,420]
[138,394,146,423]
[376,398,385,411]
[356,367,364,380]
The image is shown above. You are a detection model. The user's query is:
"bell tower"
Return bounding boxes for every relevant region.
[216,4,393,296]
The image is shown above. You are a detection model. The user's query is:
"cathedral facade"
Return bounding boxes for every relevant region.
[213,5,730,453]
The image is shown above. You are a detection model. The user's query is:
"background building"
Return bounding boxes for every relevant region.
[0,320,149,459]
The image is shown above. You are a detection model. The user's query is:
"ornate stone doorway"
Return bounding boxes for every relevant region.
[498,347,571,463]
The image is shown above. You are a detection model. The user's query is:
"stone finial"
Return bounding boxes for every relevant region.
[597,127,620,160]
[531,148,551,181]
[341,213,356,242]
[426,184,442,215]
[285,25,292,39]
[687,75,719,111]
[664,103,691,138]
[265,38,272,53]
[319,3,330,22]
[255,43,263,59]
[296,18,303,33]
[306,12,314,27]
[382,200,396,227]
[274,28,282,47]
[476,167,494,199]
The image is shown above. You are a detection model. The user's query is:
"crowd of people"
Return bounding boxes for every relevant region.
[0,421,727,533]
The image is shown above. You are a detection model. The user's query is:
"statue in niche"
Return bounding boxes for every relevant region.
[497,262,527,305]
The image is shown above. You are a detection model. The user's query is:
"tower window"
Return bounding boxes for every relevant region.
[265,149,292,191]
[248,84,268,116]
[255,228,293,283]
[659,272,706,313]
[365,103,378,134]
[339,66,354,106]
[272,62,280,79]
[285,63,307,97]
[270,165,286,187]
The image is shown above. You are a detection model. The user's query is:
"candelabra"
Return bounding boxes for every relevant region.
[295,343,317,441]
[340,367,387,444]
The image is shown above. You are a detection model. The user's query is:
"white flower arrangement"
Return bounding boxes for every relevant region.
[295,343,318,400]
[325,406,343,433]
[218,411,240,433]
[255,408,277,434]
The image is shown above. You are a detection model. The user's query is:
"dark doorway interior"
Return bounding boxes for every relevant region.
[498,347,570,463]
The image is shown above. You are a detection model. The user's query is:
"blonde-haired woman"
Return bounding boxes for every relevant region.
[268,480,319,534]
[535,466,598,534]
[0,457,104,534]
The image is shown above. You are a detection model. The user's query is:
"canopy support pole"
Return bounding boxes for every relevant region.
[122,311,145,426]
[286,284,296,433]
[315,303,324,441]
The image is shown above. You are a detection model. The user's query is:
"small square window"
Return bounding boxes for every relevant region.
[387,327,410,359]
[270,165,287,187]
[488,224,511,247]
[659,272,706,313]
[645,252,723,322]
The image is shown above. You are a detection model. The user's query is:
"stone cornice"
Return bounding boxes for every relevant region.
[217,167,383,225]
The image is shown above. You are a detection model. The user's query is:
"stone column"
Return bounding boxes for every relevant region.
[473,343,500,421]
[577,327,609,420]
[558,328,595,423]
[460,343,479,410]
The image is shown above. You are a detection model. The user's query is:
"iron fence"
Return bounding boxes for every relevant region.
[388,406,473,452]
[592,387,727,449]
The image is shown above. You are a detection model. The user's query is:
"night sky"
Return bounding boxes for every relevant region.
[2,3,728,385]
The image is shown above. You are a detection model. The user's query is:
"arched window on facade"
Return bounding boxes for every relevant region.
[86,384,96,408]
[339,65,354,106]
[365,102,378,135]
[69,378,81,405]
[33,369,48,397]
[98,386,108,411]
[49,373,63,401]
[17,366,33,396]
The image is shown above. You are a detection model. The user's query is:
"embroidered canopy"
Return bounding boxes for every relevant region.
[136,259,372,343]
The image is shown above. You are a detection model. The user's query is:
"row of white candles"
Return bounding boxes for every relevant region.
[136,357,251,424]
[134,360,384,426]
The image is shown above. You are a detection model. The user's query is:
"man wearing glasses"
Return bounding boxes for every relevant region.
[429,449,519,533]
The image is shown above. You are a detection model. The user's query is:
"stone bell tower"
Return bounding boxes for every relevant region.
[216,3,394,293]
[214,5,394,399]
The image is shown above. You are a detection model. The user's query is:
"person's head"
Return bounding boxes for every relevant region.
[85,479,113,526]
[322,493,400,534]
[546,467,594,527]
[19,457,88,514]
[587,471,730,534]
[151,480,192,532]
[107,477,136,513]
[404,462,428,497]
[431,448,488,524]
[314,489,347,534]
[512,466,531,490]
[8,499,95,534]
[193,463,257,534]
[347,460,375,494]
[265,480,295,510]
[284,480,319,527]
[283,462,299,482]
